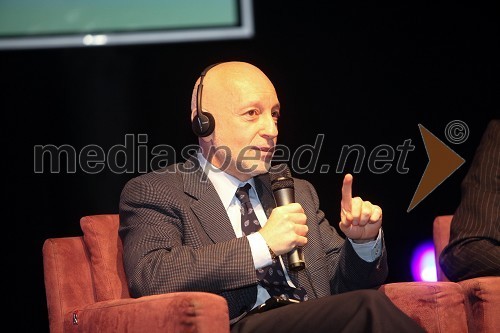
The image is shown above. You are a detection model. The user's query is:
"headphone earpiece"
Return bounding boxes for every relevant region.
[192,111,215,137]
[192,62,221,137]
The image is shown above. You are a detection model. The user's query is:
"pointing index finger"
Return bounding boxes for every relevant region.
[341,173,353,212]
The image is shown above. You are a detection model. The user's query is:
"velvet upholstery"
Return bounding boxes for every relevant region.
[43,237,96,333]
[433,215,500,333]
[43,214,499,332]
[43,214,230,333]
[62,292,230,333]
[433,215,452,282]
[458,277,500,333]
[378,282,467,332]
[80,214,130,301]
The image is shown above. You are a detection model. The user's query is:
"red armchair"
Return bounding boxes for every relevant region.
[433,215,500,333]
[43,214,497,332]
[42,214,230,333]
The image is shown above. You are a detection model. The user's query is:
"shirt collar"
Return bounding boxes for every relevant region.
[197,152,256,210]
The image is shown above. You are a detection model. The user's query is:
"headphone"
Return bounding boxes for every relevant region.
[192,62,221,137]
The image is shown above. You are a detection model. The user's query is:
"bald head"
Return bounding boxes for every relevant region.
[189,61,280,180]
[191,61,276,118]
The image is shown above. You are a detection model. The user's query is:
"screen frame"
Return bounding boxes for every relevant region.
[0,0,253,50]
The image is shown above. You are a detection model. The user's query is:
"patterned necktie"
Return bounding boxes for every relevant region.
[236,183,307,302]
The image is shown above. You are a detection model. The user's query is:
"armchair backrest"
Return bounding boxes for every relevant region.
[80,214,130,300]
[43,214,129,333]
[432,215,453,282]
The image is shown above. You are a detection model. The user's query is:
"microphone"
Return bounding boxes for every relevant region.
[269,164,306,271]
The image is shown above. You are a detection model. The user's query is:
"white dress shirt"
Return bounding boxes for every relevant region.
[197,153,382,309]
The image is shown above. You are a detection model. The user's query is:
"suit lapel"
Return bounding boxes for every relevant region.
[183,157,236,243]
[254,173,275,219]
[183,160,302,286]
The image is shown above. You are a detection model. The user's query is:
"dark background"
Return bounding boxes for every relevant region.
[2,2,498,332]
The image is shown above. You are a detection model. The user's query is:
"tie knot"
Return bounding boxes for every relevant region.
[236,183,252,205]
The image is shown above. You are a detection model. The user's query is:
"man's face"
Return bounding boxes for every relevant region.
[203,65,280,181]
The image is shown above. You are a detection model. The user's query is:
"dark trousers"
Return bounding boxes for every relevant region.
[231,289,425,333]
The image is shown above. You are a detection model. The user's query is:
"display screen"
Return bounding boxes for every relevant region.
[0,0,253,49]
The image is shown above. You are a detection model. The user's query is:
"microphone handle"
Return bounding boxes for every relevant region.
[288,247,305,271]
[273,188,295,206]
[274,188,306,271]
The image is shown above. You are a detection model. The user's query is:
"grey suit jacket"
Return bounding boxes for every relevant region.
[119,156,388,323]
[440,119,500,281]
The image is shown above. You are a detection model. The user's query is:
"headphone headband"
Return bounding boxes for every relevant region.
[192,62,221,137]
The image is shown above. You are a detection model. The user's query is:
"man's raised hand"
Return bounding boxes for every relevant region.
[339,174,382,242]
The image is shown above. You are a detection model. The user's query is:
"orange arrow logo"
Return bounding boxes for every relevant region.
[408,124,465,212]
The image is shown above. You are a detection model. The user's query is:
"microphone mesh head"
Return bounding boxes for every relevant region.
[269,164,294,191]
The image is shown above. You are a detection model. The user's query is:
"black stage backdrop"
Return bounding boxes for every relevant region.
[2,2,498,332]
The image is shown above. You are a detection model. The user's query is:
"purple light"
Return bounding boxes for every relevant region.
[411,240,437,282]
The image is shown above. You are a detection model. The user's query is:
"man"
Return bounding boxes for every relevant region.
[440,119,500,281]
[119,61,424,332]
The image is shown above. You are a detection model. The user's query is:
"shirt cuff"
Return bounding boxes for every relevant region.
[348,228,383,262]
[247,232,272,269]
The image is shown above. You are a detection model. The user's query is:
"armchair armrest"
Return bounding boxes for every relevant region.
[458,276,500,333]
[379,281,468,333]
[63,292,230,333]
